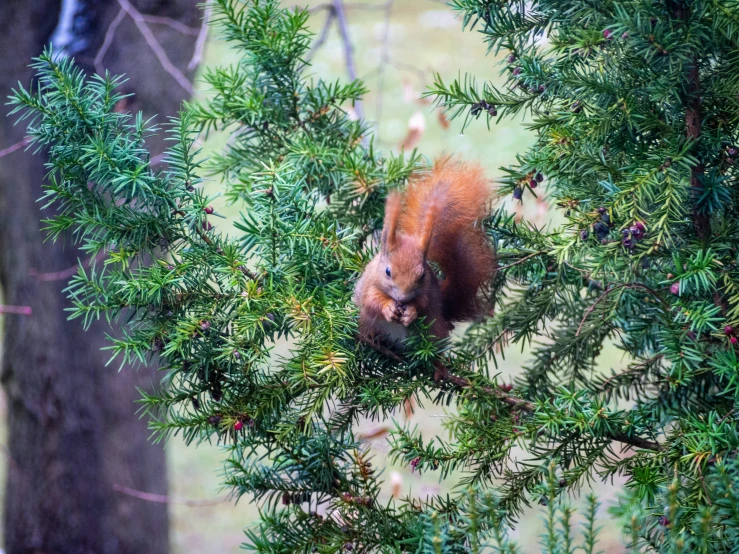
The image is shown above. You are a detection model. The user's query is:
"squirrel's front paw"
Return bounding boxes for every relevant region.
[400,304,417,327]
[382,301,402,323]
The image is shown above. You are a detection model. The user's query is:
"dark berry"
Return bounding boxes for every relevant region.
[623,238,634,249]
[594,221,609,240]
[572,101,582,113]
[559,479,567,488]
[344,544,354,552]
[200,320,211,331]
[410,457,421,471]
[488,107,498,117]
[507,53,516,63]
[603,29,613,40]
[535,172,544,182]
[729,147,738,157]
[630,221,646,240]
[513,67,522,76]
[580,229,589,240]
[597,206,607,214]
[208,415,222,427]
[621,229,631,239]
[282,491,292,505]
[725,325,734,335]
[529,179,538,189]
[621,32,629,39]
[670,282,680,295]
[601,213,611,225]
[659,515,669,527]
[513,187,523,200]
[204,205,214,214]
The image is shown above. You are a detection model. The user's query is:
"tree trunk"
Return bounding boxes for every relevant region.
[0,1,201,552]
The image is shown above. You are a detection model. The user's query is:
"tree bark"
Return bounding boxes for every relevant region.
[0,1,201,552]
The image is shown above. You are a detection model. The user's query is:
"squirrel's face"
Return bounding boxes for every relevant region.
[379,233,428,303]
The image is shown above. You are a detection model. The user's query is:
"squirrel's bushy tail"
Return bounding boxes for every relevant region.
[402,157,495,322]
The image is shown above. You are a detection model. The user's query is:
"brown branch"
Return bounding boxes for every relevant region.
[496,250,547,271]
[356,333,662,451]
[576,283,669,337]
[686,57,709,241]
[116,0,194,95]
[112,484,226,507]
[0,137,30,159]
[188,0,214,71]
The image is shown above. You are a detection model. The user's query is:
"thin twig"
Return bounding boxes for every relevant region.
[0,305,32,316]
[188,0,214,71]
[305,8,335,63]
[374,0,394,140]
[113,484,226,507]
[94,8,127,75]
[0,138,30,159]
[116,0,194,95]
[141,14,200,36]
[576,283,669,337]
[496,250,547,271]
[332,0,364,120]
[29,251,106,282]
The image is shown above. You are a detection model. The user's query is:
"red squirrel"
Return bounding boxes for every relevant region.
[353,158,495,344]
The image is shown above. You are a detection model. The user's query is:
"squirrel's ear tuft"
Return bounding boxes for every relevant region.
[419,197,439,256]
[381,191,402,254]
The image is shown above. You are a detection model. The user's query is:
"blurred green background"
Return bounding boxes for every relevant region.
[0,1,628,551]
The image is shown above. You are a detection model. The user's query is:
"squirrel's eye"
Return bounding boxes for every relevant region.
[385,267,391,278]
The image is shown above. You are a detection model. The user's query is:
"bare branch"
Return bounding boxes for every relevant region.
[188,0,214,71]
[141,14,200,36]
[374,0,394,138]
[305,9,335,62]
[116,0,194,95]
[94,8,127,76]
[113,484,226,507]
[332,0,363,120]
[0,138,30,159]
[0,305,32,316]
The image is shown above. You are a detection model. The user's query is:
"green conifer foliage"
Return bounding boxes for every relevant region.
[10,0,739,551]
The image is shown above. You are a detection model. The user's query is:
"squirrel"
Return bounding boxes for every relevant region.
[353,158,495,346]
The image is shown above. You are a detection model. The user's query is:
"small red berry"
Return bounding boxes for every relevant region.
[725,325,734,335]
[731,337,738,345]
[670,282,680,295]
[200,320,211,331]
[499,383,513,392]
[529,179,538,189]
[234,420,244,431]
[603,29,613,40]
[204,206,214,214]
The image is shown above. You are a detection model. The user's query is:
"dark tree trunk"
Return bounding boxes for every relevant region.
[0,1,201,552]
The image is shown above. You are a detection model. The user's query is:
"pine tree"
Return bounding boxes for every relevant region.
[10,0,739,551]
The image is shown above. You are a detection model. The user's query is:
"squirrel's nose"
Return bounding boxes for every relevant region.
[394,291,416,303]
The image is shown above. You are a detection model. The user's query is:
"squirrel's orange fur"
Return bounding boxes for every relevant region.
[353,158,494,344]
